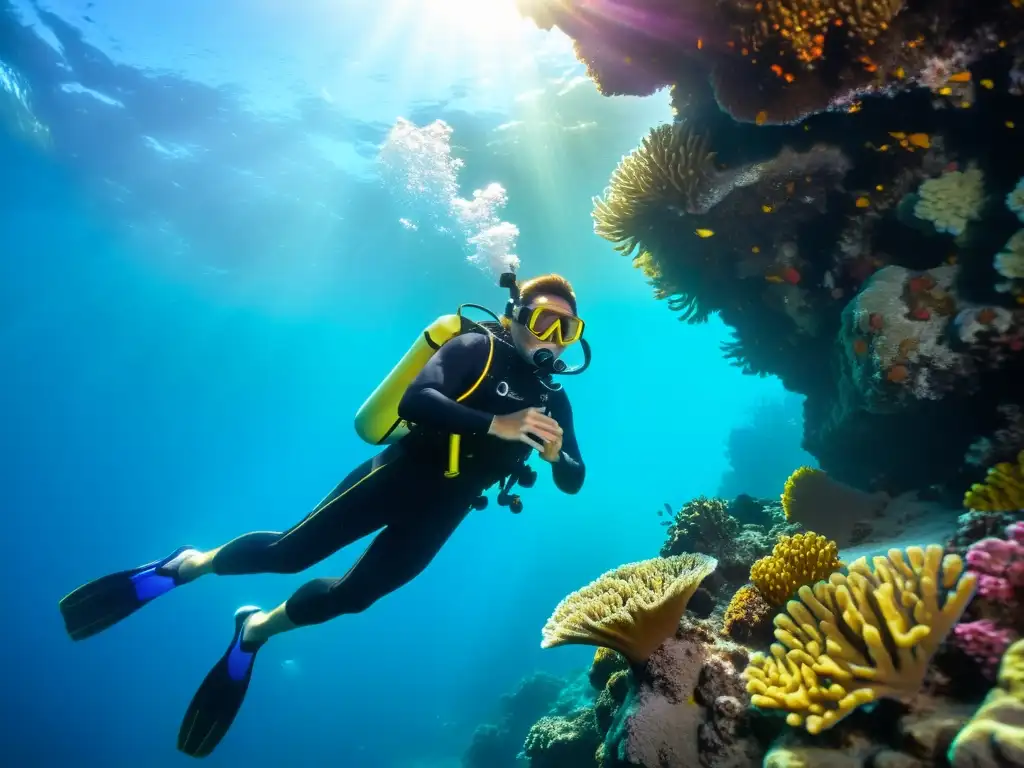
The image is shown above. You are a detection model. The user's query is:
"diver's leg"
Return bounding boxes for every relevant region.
[241,499,472,645]
[177,452,397,581]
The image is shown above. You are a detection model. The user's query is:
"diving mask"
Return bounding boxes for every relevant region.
[514,304,585,345]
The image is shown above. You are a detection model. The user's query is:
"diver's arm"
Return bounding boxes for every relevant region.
[397,333,494,434]
[546,392,585,494]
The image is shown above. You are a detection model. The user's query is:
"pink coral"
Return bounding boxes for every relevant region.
[953,619,1017,679]
[965,522,1024,601]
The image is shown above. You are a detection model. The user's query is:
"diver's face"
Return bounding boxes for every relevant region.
[511,294,575,363]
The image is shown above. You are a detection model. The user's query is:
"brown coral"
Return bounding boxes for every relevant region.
[724,584,776,644]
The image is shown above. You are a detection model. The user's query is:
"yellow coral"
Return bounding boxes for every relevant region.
[744,544,977,735]
[964,449,1024,512]
[592,122,715,258]
[782,466,821,520]
[750,533,842,606]
[947,637,1024,766]
[589,646,627,690]
[913,164,985,237]
[780,465,888,547]
[540,553,718,665]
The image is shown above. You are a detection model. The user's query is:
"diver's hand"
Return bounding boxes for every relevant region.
[540,430,563,463]
[488,407,562,452]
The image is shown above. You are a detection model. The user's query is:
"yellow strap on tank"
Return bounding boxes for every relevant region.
[444,331,495,478]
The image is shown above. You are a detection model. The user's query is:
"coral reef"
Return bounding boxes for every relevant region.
[744,544,977,734]
[780,466,889,547]
[748,532,842,606]
[522,707,601,768]
[540,554,719,664]
[464,672,566,768]
[660,496,799,583]
[660,497,740,561]
[964,449,1024,512]
[599,620,762,768]
[947,637,1024,766]
[723,584,776,645]
[517,0,1024,498]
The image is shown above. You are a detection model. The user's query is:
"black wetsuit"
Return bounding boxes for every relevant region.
[209,329,585,626]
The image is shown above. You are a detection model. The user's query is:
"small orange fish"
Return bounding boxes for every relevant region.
[893,66,906,79]
[980,79,994,89]
[755,111,768,126]
[697,38,703,50]
[765,274,783,284]
[938,86,953,96]
[888,131,906,139]
[695,228,715,238]
[875,184,884,191]
[762,204,773,213]
[855,196,870,208]
[853,338,868,356]
[949,71,971,83]
[908,133,930,148]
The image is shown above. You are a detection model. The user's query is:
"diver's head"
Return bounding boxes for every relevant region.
[503,273,584,369]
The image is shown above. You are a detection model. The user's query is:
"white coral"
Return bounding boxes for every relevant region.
[845,265,968,405]
[1006,177,1024,223]
[914,165,984,236]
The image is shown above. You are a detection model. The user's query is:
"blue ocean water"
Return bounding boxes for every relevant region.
[0,2,813,765]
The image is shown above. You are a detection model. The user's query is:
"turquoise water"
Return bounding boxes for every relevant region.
[0,2,810,765]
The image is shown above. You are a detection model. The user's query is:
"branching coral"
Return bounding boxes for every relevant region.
[744,544,977,735]
[913,164,985,237]
[781,465,889,546]
[749,532,842,606]
[540,554,719,665]
[965,450,1024,512]
[947,637,1024,766]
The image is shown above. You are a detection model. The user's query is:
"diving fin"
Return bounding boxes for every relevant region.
[58,545,197,641]
[177,606,264,759]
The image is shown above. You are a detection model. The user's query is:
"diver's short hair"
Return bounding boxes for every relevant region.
[517,273,578,315]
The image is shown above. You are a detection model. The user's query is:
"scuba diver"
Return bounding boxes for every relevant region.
[58,272,589,758]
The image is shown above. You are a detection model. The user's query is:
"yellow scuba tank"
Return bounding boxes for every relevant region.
[354,312,466,445]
